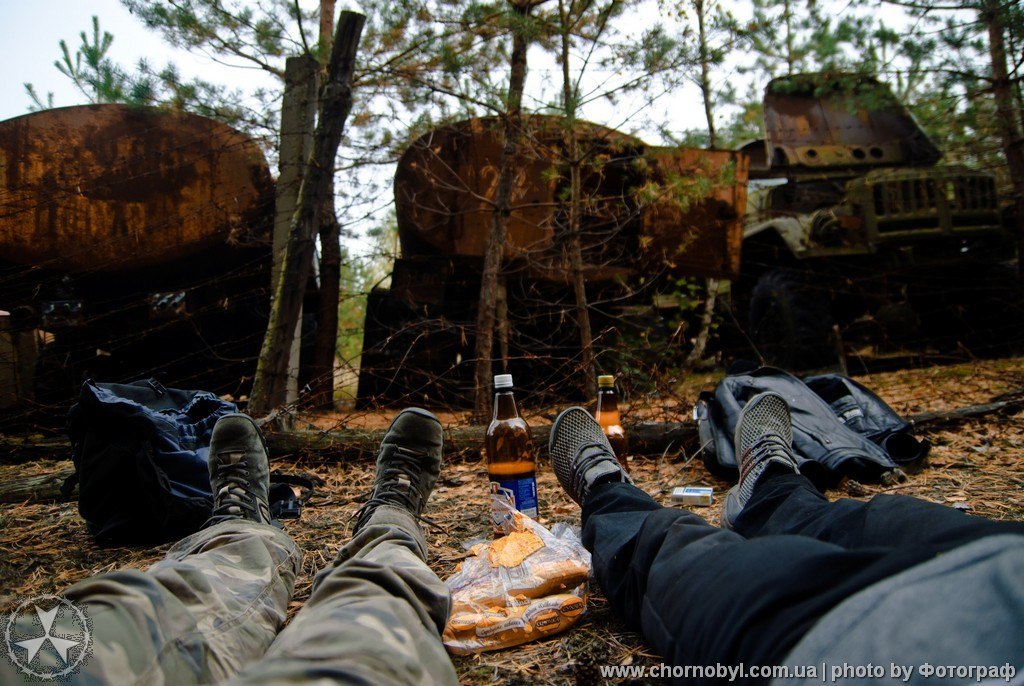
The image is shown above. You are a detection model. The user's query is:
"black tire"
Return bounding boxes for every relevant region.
[748,269,834,370]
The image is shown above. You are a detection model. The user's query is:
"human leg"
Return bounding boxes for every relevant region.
[735,471,1024,551]
[551,404,952,680]
[1,414,301,685]
[229,506,456,686]
[720,392,1024,550]
[581,480,940,675]
[227,408,457,686]
[719,392,1024,549]
[72,521,300,684]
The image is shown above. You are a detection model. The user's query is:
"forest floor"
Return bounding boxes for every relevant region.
[2,356,1024,684]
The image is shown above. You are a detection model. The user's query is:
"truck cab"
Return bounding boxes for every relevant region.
[738,73,1015,367]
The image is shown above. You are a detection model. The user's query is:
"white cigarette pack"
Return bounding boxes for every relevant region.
[671,486,714,506]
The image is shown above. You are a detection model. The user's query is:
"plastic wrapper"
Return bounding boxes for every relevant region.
[441,495,591,654]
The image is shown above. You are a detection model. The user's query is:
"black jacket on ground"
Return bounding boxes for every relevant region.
[697,363,928,485]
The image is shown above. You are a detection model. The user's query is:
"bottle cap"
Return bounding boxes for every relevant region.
[494,374,514,389]
[597,375,615,388]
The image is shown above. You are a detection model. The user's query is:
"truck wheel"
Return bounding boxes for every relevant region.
[748,269,834,369]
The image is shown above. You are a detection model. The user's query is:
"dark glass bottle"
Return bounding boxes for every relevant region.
[485,374,538,522]
[595,374,629,472]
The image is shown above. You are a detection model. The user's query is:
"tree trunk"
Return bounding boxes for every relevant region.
[685,278,719,367]
[308,0,342,409]
[310,191,341,407]
[686,0,720,368]
[268,55,318,408]
[250,11,365,415]
[560,0,597,398]
[319,0,336,54]
[472,1,532,419]
[784,0,795,75]
[983,0,1024,272]
[696,0,718,149]
[497,279,509,372]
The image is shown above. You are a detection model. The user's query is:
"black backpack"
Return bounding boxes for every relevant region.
[64,379,235,544]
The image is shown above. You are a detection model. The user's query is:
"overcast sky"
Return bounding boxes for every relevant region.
[0,0,919,244]
[0,0,278,122]
[0,1,745,239]
[0,1,708,134]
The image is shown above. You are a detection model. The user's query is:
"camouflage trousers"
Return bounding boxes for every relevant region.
[2,506,457,685]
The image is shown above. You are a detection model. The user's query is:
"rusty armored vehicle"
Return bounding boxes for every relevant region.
[737,73,1017,367]
[0,105,274,411]
[357,115,748,407]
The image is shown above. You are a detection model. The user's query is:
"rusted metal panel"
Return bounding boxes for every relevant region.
[0,105,273,272]
[642,147,748,279]
[394,115,745,280]
[396,116,643,261]
[395,117,560,259]
[763,73,941,169]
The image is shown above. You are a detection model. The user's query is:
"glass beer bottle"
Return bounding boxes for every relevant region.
[595,374,630,472]
[485,374,538,520]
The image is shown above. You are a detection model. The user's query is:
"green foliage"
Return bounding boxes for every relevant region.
[599,277,711,392]
[875,0,1024,196]
[716,94,764,146]
[24,14,272,142]
[335,245,383,364]
[57,16,125,103]
[742,0,873,78]
[121,0,312,75]
[26,16,126,108]
[594,18,691,109]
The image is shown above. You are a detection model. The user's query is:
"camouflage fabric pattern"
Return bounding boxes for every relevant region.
[2,520,300,685]
[227,505,457,686]
[2,508,456,685]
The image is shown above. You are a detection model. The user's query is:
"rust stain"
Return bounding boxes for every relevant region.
[394,115,745,281]
[642,147,748,279]
[0,104,272,272]
[762,73,941,169]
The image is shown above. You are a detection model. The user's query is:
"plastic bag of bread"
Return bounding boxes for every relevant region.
[441,495,591,654]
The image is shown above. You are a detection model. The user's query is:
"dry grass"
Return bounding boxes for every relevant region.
[2,356,1024,684]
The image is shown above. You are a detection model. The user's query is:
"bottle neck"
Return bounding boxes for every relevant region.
[493,390,519,420]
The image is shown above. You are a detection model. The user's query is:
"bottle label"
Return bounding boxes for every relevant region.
[494,476,538,518]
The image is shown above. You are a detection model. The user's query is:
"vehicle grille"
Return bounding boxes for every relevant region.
[950,175,998,211]
[871,175,998,233]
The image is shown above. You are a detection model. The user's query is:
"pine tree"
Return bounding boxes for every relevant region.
[472,0,540,419]
[882,0,1024,264]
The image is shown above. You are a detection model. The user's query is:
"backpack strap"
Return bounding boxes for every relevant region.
[268,472,323,519]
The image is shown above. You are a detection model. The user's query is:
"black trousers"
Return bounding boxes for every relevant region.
[582,474,1024,683]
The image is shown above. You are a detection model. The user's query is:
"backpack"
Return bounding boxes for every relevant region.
[64,379,236,544]
[696,362,929,487]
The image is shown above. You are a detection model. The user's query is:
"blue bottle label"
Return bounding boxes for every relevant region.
[494,476,538,518]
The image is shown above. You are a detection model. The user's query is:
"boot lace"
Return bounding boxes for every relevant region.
[352,446,443,533]
[737,434,794,503]
[208,457,260,523]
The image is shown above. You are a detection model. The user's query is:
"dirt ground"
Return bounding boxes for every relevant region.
[2,356,1024,684]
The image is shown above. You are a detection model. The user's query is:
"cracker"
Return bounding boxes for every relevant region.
[488,529,544,567]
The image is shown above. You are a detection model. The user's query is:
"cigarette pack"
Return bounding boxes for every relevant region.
[671,486,714,506]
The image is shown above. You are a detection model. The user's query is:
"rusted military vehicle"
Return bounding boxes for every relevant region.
[738,73,1017,367]
[357,115,748,407]
[0,105,274,411]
